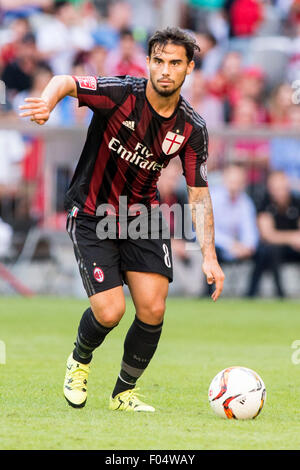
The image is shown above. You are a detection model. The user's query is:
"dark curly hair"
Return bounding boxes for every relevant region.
[148,27,200,63]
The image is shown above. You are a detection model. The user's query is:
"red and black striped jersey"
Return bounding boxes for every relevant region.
[64,75,209,216]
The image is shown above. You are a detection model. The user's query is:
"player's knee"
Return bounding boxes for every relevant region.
[92,303,125,327]
[138,299,166,325]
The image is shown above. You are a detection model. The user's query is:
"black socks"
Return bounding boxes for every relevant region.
[73,307,116,364]
[112,315,163,398]
[72,309,164,397]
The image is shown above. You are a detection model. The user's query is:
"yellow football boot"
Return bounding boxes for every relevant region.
[109,388,155,412]
[63,354,90,408]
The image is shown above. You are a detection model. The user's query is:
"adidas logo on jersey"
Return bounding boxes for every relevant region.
[122,120,135,131]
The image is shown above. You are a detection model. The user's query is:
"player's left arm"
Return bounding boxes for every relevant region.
[187,185,225,301]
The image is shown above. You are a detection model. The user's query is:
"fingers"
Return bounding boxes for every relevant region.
[204,268,225,302]
[19,106,47,116]
[19,98,49,120]
[206,271,215,285]
[211,277,224,302]
[19,101,45,110]
[29,112,47,120]
[19,110,42,117]
[24,97,46,103]
[19,109,49,125]
[30,117,46,125]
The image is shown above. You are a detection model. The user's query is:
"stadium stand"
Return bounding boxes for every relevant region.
[0,0,300,297]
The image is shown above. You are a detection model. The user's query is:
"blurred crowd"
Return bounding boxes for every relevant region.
[0,0,300,297]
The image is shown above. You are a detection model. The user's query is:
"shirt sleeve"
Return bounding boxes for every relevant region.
[238,198,259,250]
[179,124,209,187]
[72,75,131,114]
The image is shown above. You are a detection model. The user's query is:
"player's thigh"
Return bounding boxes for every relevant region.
[67,213,125,325]
[119,236,173,285]
[125,271,169,325]
[89,286,126,327]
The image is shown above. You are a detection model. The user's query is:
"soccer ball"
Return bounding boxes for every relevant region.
[208,366,266,420]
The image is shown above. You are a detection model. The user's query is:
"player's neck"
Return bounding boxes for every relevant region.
[145,81,181,118]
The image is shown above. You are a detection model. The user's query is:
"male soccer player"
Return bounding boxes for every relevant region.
[19,27,225,412]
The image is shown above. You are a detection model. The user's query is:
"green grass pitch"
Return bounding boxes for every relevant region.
[1,295,300,450]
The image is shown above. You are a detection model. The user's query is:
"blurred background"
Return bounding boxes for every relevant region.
[0,0,300,299]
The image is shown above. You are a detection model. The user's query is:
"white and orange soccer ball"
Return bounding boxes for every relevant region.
[208,366,266,420]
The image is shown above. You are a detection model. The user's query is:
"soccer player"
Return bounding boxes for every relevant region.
[19,27,225,412]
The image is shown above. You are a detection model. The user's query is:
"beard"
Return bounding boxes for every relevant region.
[150,75,186,97]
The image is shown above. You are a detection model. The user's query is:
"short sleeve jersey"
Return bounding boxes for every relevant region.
[65,75,209,216]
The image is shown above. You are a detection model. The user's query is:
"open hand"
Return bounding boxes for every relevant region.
[19,97,51,125]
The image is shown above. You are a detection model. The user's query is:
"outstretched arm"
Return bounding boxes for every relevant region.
[19,75,77,125]
[187,185,225,301]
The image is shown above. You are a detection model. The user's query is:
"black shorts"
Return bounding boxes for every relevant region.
[66,209,173,297]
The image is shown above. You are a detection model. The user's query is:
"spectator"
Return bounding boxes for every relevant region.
[127,0,159,36]
[0,0,53,22]
[240,67,266,107]
[207,50,242,121]
[290,0,300,27]
[232,66,267,123]
[270,105,300,194]
[231,97,270,195]
[210,164,258,263]
[257,0,282,36]
[91,1,132,52]
[188,69,224,128]
[287,19,300,82]
[225,0,264,37]
[0,16,31,68]
[78,0,99,32]
[268,82,293,125]
[184,0,228,41]
[83,43,108,76]
[35,0,93,75]
[208,50,242,98]
[195,31,224,78]
[105,28,147,78]
[1,32,44,104]
[247,171,300,297]
[209,64,266,123]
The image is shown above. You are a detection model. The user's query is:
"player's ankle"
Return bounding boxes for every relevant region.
[72,348,92,365]
[112,370,137,398]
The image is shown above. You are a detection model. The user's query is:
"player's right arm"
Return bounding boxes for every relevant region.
[19,75,77,125]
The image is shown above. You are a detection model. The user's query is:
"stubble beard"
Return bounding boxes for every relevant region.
[150,75,186,98]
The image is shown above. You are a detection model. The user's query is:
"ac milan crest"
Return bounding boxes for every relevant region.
[162,131,185,155]
[76,76,97,91]
[93,267,104,283]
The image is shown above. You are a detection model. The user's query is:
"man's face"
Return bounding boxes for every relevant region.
[267,172,290,204]
[224,166,246,197]
[120,34,135,60]
[147,42,194,97]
